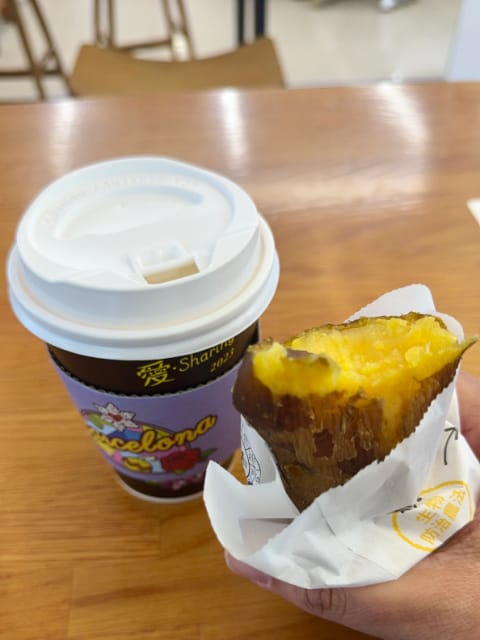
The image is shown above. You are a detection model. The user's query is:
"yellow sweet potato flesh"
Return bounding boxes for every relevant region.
[233,313,475,511]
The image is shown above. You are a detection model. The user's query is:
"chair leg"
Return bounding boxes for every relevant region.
[93,0,115,47]
[237,0,265,45]
[161,0,194,59]
[0,0,71,99]
[237,0,245,45]
[29,0,71,94]
[93,0,100,43]
[176,0,195,58]
[106,0,115,47]
[160,0,177,59]
[254,0,265,38]
[5,0,45,99]
[92,0,194,59]
[1,0,16,22]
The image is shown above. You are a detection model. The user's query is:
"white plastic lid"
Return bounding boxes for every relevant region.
[7,156,279,359]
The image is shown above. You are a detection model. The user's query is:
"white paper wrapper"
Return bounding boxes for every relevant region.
[203,284,480,588]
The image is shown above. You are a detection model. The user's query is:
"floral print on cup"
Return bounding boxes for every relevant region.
[81,402,217,481]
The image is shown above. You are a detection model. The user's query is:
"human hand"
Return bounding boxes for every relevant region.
[226,371,480,640]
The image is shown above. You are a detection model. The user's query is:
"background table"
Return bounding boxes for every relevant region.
[1,83,480,640]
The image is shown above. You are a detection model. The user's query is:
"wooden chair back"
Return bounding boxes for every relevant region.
[70,38,285,96]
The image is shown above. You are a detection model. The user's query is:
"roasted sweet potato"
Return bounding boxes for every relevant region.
[233,313,476,511]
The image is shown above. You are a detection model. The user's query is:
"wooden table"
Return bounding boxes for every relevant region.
[1,83,480,640]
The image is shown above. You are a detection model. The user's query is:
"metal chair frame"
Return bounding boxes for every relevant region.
[93,0,195,59]
[0,0,70,100]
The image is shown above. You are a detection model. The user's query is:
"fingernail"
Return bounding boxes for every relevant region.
[224,550,272,589]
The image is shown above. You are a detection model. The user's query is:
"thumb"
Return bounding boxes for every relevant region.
[225,551,350,620]
[224,549,478,640]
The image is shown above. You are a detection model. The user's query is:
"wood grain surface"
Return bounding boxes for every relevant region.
[1,83,480,640]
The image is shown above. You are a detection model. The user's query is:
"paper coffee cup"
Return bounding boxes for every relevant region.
[7,156,279,502]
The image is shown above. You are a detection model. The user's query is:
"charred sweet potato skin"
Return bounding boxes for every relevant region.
[233,315,474,511]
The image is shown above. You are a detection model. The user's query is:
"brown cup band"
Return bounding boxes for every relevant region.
[48,323,258,395]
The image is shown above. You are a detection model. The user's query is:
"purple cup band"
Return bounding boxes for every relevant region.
[50,356,242,485]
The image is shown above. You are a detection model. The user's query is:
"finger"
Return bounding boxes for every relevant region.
[224,551,272,589]
[225,552,386,635]
[224,552,351,626]
[224,550,480,640]
[457,370,480,456]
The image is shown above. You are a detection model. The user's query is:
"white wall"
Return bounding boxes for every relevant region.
[446,0,480,80]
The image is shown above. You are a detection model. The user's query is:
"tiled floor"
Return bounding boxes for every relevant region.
[0,0,463,102]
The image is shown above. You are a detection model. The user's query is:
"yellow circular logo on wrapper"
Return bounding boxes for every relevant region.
[392,481,474,552]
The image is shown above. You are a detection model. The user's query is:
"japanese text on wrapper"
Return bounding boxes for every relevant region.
[392,482,472,552]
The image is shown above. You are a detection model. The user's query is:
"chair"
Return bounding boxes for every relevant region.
[70,37,285,96]
[93,0,194,59]
[236,0,265,45]
[0,0,70,100]
[313,0,412,10]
